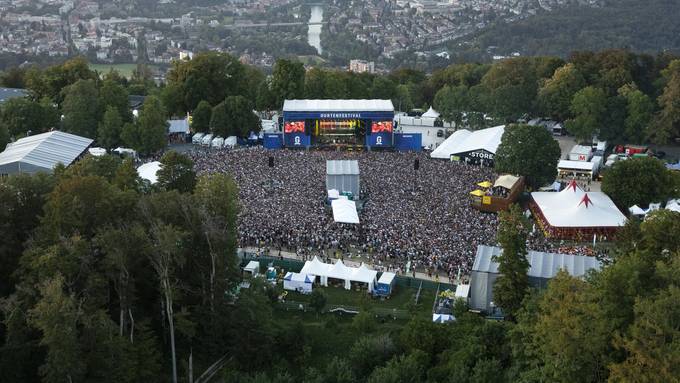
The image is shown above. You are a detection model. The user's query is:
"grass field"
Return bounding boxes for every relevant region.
[89,63,158,78]
[284,284,435,318]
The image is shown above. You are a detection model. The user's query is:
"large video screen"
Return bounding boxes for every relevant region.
[284,121,305,133]
[371,121,393,133]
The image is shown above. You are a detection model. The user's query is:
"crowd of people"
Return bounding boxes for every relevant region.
[189,146,591,281]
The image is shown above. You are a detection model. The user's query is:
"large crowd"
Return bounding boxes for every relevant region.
[189,147,590,281]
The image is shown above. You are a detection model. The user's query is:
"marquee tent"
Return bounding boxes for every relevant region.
[422,106,440,119]
[300,257,377,291]
[283,272,313,293]
[331,199,360,224]
[0,130,93,175]
[430,125,505,163]
[432,314,455,323]
[137,161,162,184]
[326,160,360,197]
[530,180,626,239]
[244,260,260,276]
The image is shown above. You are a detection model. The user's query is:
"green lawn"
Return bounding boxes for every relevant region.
[283,284,435,318]
[89,63,158,78]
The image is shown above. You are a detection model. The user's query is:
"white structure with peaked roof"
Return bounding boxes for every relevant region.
[331,198,360,224]
[137,161,162,184]
[0,131,93,175]
[300,257,378,292]
[530,180,626,239]
[326,160,360,197]
[430,125,505,165]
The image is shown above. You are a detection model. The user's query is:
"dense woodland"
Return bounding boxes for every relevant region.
[0,154,679,382]
[0,51,680,382]
[2,49,680,155]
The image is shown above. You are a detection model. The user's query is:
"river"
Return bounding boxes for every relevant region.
[307,5,323,55]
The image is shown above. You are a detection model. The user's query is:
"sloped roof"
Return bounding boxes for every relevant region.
[167,119,189,134]
[531,183,627,228]
[0,130,92,173]
[326,160,360,175]
[494,174,520,189]
[472,245,602,279]
[283,99,394,112]
[558,160,596,172]
[430,125,505,159]
[378,272,396,285]
[422,106,440,118]
[331,198,360,224]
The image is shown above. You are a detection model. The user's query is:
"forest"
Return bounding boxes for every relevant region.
[0,153,679,382]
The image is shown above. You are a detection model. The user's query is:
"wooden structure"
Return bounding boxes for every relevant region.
[470,175,525,213]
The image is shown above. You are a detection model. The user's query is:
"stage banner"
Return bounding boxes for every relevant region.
[263,133,283,149]
[366,132,393,147]
[394,133,422,151]
[284,132,310,147]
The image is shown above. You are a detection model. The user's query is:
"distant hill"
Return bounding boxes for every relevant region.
[451,0,680,59]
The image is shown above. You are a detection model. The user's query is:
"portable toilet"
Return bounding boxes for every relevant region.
[375,272,396,297]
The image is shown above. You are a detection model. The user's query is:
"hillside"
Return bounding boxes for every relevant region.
[451,0,680,59]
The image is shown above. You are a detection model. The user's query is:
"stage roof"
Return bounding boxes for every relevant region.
[430,125,505,159]
[327,160,360,175]
[283,99,394,112]
[531,182,626,228]
[473,245,602,279]
[558,160,596,172]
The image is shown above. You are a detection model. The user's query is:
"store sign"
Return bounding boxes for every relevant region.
[468,151,494,160]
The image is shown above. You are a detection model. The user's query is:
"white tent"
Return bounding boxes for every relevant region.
[455,284,470,299]
[300,257,377,291]
[331,199,360,224]
[244,260,260,276]
[283,272,313,293]
[327,189,340,199]
[422,106,440,119]
[137,161,162,184]
[430,125,505,160]
[530,182,626,228]
[666,199,680,213]
[629,205,647,216]
[0,131,93,175]
[432,313,455,323]
[88,147,107,157]
[224,136,238,148]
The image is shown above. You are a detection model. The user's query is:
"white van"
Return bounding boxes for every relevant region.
[211,136,224,148]
[192,133,205,145]
[201,134,213,146]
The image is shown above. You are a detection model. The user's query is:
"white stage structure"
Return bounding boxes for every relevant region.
[331,198,360,224]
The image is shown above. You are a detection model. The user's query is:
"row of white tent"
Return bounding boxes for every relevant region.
[629,199,680,217]
[300,257,378,292]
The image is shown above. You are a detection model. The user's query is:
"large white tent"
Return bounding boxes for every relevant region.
[331,199,360,224]
[0,131,93,175]
[430,125,505,160]
[531,182,626,228]
[300,257,377,292]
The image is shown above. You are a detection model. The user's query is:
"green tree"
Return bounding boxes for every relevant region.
[619,85,655,143]
[601,157,674,208]
[97,106,123,149]
[135,96,168,155]
[480,58,539,121]
[304,67,327,99]
[309,290,327,316]
[1,97,53,137]
[255,80,276,111]
[157,151,197,193]
[62,79,100,138]
[609,285,680,382]
[566,86,607,142]
[531,271,611,383]
[271,59,305,107]
[370,76,397,100]
[191,101,212,134]
[28,274,86,383]
[492,204,530,319]
[99,78,131,122]
[0,121,8,151]
[651,59,680,144]
[537,63,586,121]
[211,96,260,138]
[210,100,230,136]
[494,124,561,188]
[366,351,428,383]
[433,85,469,126]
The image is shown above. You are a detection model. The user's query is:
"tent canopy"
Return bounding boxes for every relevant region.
[477,181,493,188]
[300,257,377,291]
[531,184,626,228]
[244,260,260,274]
[378,272,396,285]
[628,205,647,216]
[469,189,485,197]
[422,106,440,119]
[137,161,162,184]
[494,175,520,190]
[455,284,470,298]
[332,199,360,224]
[558,160,596,172]
[430,125,505,160]
[0,130,93,174]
